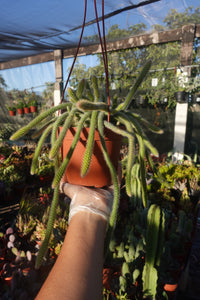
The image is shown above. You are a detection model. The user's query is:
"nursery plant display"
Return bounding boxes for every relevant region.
[10,60,163,269]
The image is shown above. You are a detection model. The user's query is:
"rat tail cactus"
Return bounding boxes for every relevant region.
[142,204,165,299]
[10,61,163,268]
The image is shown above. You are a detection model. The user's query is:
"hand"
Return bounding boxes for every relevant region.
[60,181,114,223]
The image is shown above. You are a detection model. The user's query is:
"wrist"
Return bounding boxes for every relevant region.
[69,210,107,229]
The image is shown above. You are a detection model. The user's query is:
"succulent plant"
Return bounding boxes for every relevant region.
[10,60,163,268]
[142,204,165,299]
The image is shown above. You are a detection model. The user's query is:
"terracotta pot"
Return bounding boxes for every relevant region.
[164,283,178,299]
[9,110,16,116]
[60,127,122,187]
[4,275,13,286]
[17,108,24,115]
[30,105,37,113]
[103,267,120,297]
[24,107,30,114]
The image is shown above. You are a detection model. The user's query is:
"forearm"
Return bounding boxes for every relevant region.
[36,212,107,300]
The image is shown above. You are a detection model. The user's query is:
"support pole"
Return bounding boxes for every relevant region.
[173,103,188,161]
[54,50,63,107]
[173,25,195,161]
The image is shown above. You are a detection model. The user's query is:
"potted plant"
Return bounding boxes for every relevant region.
[16,99,25,115]
[29,93,38,112]
[23,94,31,114]
[10,60,163,269]
[5,104,16,116]
[172,76,189,103]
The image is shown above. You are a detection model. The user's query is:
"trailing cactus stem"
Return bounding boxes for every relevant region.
[31,118,56,139]
[76,99,109,112]
[49,108,77,160]
[76,78,86,99]
[51,111,69,146]
[98,113,120,255]
[67,87,78,103]
[30,124,54,175]
[52,112,90,188]
[35,186,59,269]
[104,121,133,139]
[116,60,152,111]
[119,114,135,197]
[91,75,100,101]
[127,113,159,157]
[81,111,98,177]
[130,112,163,134]
[137,135,147,208]
[10,102,70,141]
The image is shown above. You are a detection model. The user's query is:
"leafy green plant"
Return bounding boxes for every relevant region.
[5,104,16,112]
[10,60,163,269]
[28,93,38,106]
[16,98,25,109]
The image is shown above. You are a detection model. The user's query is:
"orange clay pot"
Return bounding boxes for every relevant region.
[24,107,30,114]
[17,108,24,115]
[60,127,122,187]
[9,110,16,116]
[30,105,37,113]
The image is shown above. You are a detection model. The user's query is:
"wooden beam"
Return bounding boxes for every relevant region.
[0,25,198,70]
[180,24,196,67]
[0,52,54,70]
[62,27,184,59]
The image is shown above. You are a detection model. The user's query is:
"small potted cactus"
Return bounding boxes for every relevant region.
[10,60,163,268]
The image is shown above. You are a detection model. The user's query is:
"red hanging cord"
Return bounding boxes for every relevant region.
[59,0,87,105]
[94,0,110,121]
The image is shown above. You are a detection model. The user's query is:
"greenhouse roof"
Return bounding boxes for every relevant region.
[0,0,199,63]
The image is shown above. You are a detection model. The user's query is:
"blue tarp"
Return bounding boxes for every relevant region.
[0,0,199,63]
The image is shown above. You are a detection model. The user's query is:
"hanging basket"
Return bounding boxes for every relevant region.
[60,127,122,187]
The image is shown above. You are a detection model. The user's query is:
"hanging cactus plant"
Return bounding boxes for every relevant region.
[10,60,163,269]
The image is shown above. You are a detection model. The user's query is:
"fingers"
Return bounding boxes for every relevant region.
[61,182,83,199]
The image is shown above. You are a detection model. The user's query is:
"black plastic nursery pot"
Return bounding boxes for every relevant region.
[191,93,200,104]
[174,91,188,103]
[136,95,148,107]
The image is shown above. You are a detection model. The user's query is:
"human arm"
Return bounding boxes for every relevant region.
[35,184,113,300]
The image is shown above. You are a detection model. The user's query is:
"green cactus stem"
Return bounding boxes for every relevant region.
[76,78,86,99]
[116,60,152,111]
[35,186,60,269]
[142,204,165,298]
[10,102,70,141]
[67,87,78,103]
[91,75,100,101]
[81,110,98,177]
[76,99,109,112]
[49,108,77,160]
[52,112,91,188]
[98,112,120,256]
[35,126,60,269]
[31,124,54,175]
